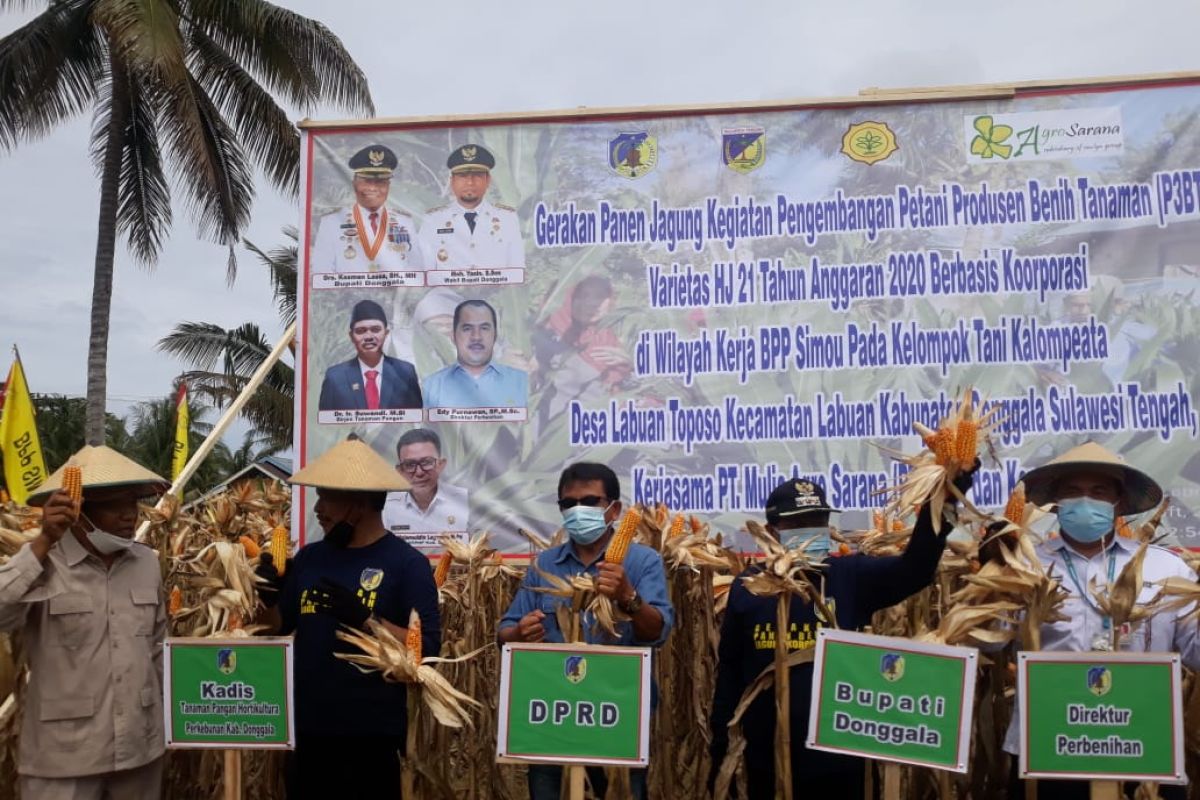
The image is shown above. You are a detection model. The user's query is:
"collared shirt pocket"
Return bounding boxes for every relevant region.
[130,588,160,636]
[37,694,94,750]
[46,593,95,647]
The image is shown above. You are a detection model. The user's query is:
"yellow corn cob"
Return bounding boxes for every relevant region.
[932,426,956,466]
[406,609,422,662]
[63,465,83,503]
[269,526,289,575]
[605,506,642,565]
[954,418,978,466]
[227,610,243,631]
[1003,483,1026,525]
[1115,516,1133,539]
[169,586,183,616]
[62,465,83,521]
[891,519,905,532]
[667,514,685,538]
[433,551,452,587]
[239,535,261,559]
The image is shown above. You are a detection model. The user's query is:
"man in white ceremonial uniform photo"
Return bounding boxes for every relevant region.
[418,144,525,269]
[312,144,424,273]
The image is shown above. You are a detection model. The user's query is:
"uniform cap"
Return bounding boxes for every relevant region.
[447,144,495,174]
[1021,441,1162,514]
[289,438,410,492]
[27,445,170,506]
[765,479,839,523]
[349,145,397,177]
[350,299,388,327]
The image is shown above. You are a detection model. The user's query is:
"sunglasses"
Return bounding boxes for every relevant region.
[556,495,608,512]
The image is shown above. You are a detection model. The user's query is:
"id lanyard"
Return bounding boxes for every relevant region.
[1061,546,1118,651]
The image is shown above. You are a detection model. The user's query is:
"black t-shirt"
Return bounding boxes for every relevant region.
[710,504,946,790]
[279,533,441,737]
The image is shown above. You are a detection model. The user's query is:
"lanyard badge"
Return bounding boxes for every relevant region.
[1061,548,1117,651]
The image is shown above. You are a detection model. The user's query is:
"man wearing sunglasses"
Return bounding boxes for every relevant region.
[498,462,674,800]
[0,445,170,799]
[382,428,469,551]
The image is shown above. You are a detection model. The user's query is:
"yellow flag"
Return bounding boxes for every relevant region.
[172,384,189,484]
[0,357,48,505]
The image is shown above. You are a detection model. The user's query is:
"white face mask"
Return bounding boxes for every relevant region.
[79,511,135,555]
[86,528,135,555]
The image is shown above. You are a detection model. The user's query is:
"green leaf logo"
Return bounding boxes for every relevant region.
[970,115,1013,159]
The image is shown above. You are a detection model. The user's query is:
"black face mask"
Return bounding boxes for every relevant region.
[325,506,358,548]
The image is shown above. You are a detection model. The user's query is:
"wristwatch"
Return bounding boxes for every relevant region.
[619,590,643,615]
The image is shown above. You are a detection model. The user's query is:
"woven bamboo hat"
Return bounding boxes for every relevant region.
[27,445,170,506]
[1022,441,1162,514]
[289,438,410,492]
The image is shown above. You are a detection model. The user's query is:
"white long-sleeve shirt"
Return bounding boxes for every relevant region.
[1003,533,1199,753]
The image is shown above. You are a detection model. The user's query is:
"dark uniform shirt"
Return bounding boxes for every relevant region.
[279,534,441,738]
[710,504,946,796]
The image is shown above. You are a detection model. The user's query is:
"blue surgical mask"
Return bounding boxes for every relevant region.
[781,526,831,558]
[563,504,610,545]
[1057,497,1115,543]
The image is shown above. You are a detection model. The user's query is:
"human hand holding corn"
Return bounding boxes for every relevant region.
[515,609,546,642]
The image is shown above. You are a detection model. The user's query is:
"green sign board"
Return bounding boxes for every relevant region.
[1018,651,1185,783]
[496,643,651,767]
[807,629,978,772]
[164,637,295,749]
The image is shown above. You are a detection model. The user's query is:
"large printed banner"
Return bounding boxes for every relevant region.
[296,77,1200,551]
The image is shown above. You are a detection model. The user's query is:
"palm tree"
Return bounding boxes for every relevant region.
[158,228,297,450]
[0,1,372,445]
[125,393,231,494]
[29,394,130,472]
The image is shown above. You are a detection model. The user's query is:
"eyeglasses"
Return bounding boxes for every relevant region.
[398,457,439,474]
[556,495,607,511]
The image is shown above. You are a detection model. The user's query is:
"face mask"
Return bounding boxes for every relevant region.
[781,527,831,558]
[563,504,610,545]
[87,528,135,555]
[1057,497,1115,543]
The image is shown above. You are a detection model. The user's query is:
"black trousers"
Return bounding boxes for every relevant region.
[286,734,404,800]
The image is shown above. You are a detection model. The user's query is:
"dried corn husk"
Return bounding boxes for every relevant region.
[335,618,482,728]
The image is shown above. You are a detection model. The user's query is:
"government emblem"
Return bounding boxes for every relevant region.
[880,652,905,682]
[841,121,899,165]
[360,568,384,592]
[565,655,588,684]
[368,149,386,167]
[609,132,657,179]
[722,127,765,173]
[217,648,237,675]
[1087,666,1112,697]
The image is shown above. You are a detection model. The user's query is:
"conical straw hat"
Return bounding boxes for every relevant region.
[289,438,410,492]
[27,445,170,506]
[1022,441,1162,514]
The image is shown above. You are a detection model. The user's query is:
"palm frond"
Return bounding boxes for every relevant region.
[157,72,253,279]
[244,227,297,327]
[91,59,173,265]
[186,0,373,116]
[92,0,189,82]
[0,0,103,150]
[187,23,300,196]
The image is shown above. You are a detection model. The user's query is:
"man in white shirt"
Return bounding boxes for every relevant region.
[417,144,525,269]
[382,428,469,551]
[311,144,423,273]
[1005,441,1198,800]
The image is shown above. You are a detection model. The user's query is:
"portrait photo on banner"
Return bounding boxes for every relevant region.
[294,90,1200,554]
